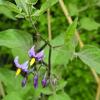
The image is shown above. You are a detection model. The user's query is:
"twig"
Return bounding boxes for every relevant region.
[37,42,48,52]
[47,5,52,78]
[48,46,52,78]
[0,81,5,97]
[47,8,52,41]
[46,5,56,92]
[37,34,52,47]
[58,0,100,99]
[27,4,40,49]
[96,79,100,100]
[59,0,83,48]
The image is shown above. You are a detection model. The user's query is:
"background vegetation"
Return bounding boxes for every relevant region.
[0,0,100,100]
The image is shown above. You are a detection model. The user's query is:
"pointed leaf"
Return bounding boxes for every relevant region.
[0,29,33,62]
[78,45,100,74]
[80,17,100,31]
[33,0,59,16]
[0,1,20,13]
[48,92,71,100]
[15,0,29,14]
[64,18,78,45]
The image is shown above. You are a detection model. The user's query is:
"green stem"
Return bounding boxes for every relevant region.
[0,81,5,97]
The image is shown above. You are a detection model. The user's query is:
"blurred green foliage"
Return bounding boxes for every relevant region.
[0,0,100,100]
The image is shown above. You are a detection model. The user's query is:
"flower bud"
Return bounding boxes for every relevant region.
[34,75,38,88]
[42,78,47,87]
[21,77,27,87]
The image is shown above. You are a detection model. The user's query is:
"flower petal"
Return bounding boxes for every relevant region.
[28,46,36,57]
[21,61,29,72]
[14,56,21,68]
[36,50,44,61]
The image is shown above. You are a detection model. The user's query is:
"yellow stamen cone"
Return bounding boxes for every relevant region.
[30,58,35,66]
[16,68,21,76]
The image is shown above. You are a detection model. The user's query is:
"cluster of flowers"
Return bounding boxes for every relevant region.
[14,46,47,88]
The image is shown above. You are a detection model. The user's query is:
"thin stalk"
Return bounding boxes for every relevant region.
[47,8,52,40]
[47,3,52,79]
[96,86,100,100]
[48,46,52,78]
[27,4,40,49]
[37,42,47,52]
[0,81,5,97]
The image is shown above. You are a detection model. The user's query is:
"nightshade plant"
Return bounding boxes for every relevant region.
[0,0,100,100]
[14,44,50,88]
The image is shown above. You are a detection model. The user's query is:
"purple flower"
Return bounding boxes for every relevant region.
[22,77,27,87]
[34,75,38,88]
[42,78,47,87]
[28,46,44,61]
[14,56,29,76]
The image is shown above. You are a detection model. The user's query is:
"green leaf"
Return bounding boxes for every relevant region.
[0,68,34,99]
[56,80,67,91]
[78,45,100,74]
[48,92,71,100]
[29,0,38,5]
[33,0,59,16]
[0,69,21,93]
[96,0,100,7]
[68,3,78,16]
[50,34,68,65]
[64,18,78,58]
[0,1,21,19]
[80,17,100,31]
[50,34,64,46]
[44,36,70,66]
[0,29,33,62]
[40,87,53,95]
[64,18,78,61]
[15,12,26,18]
[0,5,15,19]
[15,0,29,14]
[52,46,72,65]
[3,92,22,100]
[0,1,20,13]
[64,18,78,44]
